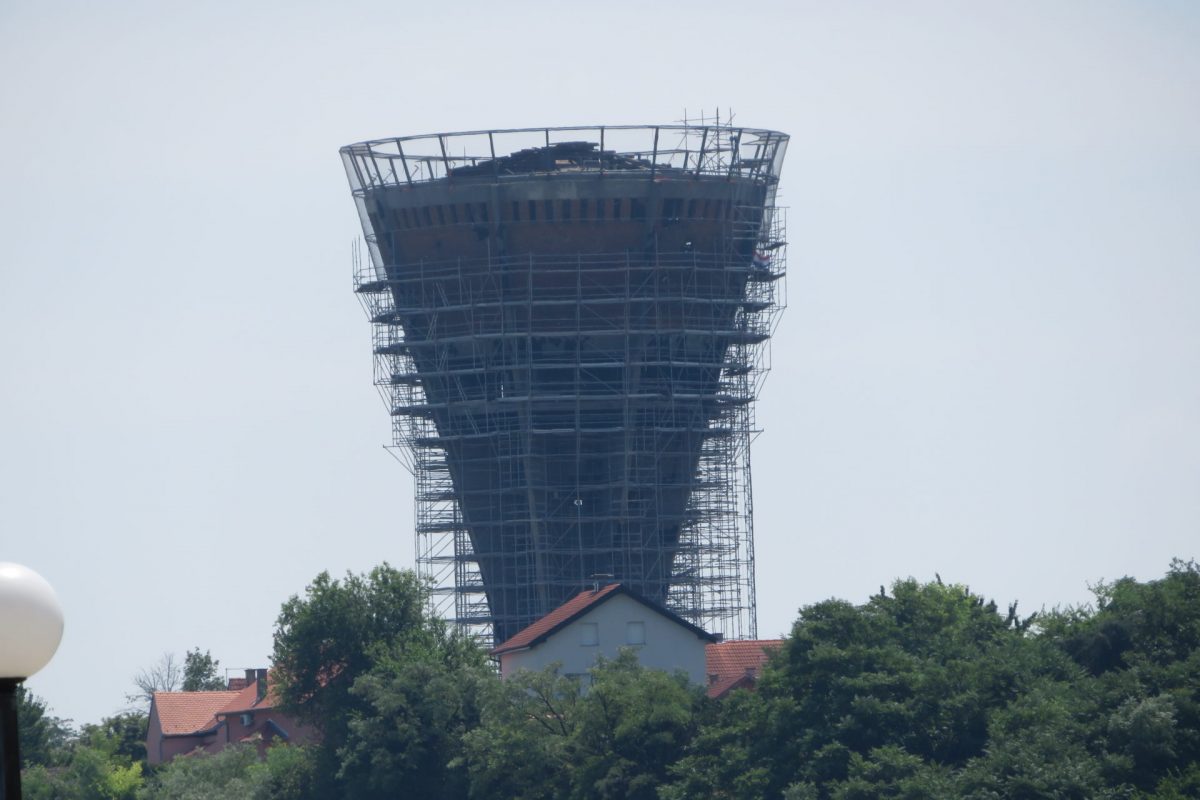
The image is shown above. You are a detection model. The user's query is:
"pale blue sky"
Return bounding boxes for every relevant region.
[2,0,1197,725]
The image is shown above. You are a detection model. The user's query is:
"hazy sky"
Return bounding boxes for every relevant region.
[2,0,1197,726]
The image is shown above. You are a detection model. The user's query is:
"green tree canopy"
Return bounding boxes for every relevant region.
[271,565,429,732]
[665,563,1200,799]
[270,563,487,798]
[337,630,491,800]
[181,648,224,692]
[465,651,702,800]
[17,686,72,768]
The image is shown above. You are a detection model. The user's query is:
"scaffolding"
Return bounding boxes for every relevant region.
[345,124,787,644]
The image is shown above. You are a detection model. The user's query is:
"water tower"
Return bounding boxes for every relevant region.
[342,124,788,644]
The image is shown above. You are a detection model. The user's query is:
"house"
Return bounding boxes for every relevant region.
[705,639,783,699]
[146,669,313,764]
[490,583,719,685]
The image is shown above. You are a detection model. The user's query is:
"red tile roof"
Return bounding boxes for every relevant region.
[217,676,281,715]
[153,675,282,736]
[705,639,783,699]
[214,681,263,715]
[152,691,241,736]
[490,583,717,656]
[491,583,623,655]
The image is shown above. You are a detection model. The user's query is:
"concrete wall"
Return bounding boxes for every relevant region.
[499,594,709,685]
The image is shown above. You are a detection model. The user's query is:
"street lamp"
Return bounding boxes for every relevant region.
[0,563,64,800]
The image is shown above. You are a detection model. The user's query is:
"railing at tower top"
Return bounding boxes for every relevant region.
[341,125,789,192]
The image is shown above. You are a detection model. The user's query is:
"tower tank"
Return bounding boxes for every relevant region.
[343,125,788,644]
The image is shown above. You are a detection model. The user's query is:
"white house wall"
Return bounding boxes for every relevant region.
[500,594,709,685]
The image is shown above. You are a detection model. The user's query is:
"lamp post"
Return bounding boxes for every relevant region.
[0,563,64,800]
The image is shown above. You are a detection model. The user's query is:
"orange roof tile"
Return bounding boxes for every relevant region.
[215,681,262,715]
[152,690,241,736]
[217,675,282,715]
[705,639,783,699]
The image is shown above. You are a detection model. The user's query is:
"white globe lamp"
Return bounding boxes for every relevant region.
[0,562,64,800]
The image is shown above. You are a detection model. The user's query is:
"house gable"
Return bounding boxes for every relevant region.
[494,585,717,685]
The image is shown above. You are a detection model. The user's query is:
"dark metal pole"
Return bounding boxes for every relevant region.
[0,678,22,800]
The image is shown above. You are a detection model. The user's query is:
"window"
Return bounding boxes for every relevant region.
[626,621,645,645]
[528,200,537,221]
[579,198,589,219]
[564,672,593,688]
[561,200,571,220]
[580,622,599,646]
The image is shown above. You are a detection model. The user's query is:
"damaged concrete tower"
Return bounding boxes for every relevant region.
[342,124,788,644]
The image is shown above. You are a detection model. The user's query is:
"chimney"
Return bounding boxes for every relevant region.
[255,668,269,703]
[588,573,615,592]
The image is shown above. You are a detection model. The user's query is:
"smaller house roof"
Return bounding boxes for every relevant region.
[152,691,242,736]
[214,681,265,716]
[705,639,783,699]
[491,583,717,656]
[217,676,281,716]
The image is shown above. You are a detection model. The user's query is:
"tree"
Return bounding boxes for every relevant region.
[270,563,480,797]
[465,652,701,800]
[660,689,774,800]
[140,742,263,800]
[78,712,148,765]
[461,663,579,800]
[136,743,318,800]
[664,578,1066,799]
[20,745,144,800]
[255,743,321,800]
[127,653,181,709]
[569,651,701,800]
[271,565,429,731]
[1039,558,1200,791]
[181,648,224,692]
[337,630,492,800]
[257,561,1200,798]
[16,686,72,767]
